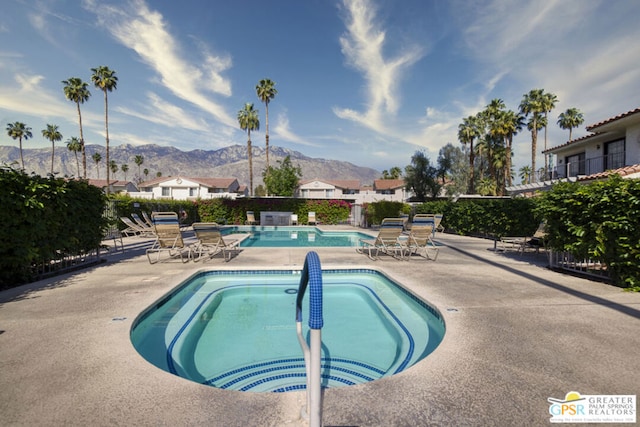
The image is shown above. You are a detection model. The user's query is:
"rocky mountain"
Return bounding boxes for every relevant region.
[0,144,381,188]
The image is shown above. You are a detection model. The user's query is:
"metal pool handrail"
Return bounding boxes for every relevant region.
[295,251,323,427]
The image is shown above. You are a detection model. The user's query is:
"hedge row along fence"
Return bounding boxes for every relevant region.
[1,167,107,288]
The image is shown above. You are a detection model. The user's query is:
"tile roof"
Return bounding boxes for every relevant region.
[586,107,640,131]
[373,179,405,190]
[578,163,640,181]
[138,176,238,188]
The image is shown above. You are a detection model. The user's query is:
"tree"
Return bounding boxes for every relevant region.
[404,151,441,201]
[256,79,277,172]
[262,155,302,196]
[436,144,455,185]
[519,165,532,185]
[41,124,63,175]
[519,89,546,182]
[134,155,144,183]
[121,164,129,181]
[541,91,558,177]
[156,171,162,178]
[62,77,91,178]
[91,66,118,192]
[66,137,82,177]
[6,122,32,170]
[237,103,260,196]
[109,160,118,180]
[381,166,402,179]
[143,168,149,180]
[458,114,482,193]
[557,108,584,142]
[92,152,102,179]
[526,113,547,182]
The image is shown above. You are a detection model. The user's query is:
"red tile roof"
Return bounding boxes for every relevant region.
[578,163,640,181]
[586,107,640,131]
[373,179,405,190]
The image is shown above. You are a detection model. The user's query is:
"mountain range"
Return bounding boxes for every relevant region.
[0,144,381,188]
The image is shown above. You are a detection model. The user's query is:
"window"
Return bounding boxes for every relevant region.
[605,139,625,170]
[161,187,170,197]
[565,153,585,176]
[301,189,309,197]
[189,187,197,197]
[325,189,334,197]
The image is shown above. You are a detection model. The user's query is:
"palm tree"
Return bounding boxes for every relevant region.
[143,168,149,181]
[41,124,63,175]
[457,114,482,193]
[237,103,260,196]
[256,79,277,171]
[62,77,91,178]
[91,66,118,193]
[541,91,558,177]
[526,113,547,182]
[519,165,532,185]
[496,110,524,187]
[134,155,144,183]
[66,137,82,177]
[519,89,545,182]
[121,164,129,181]
[6,122,32,170]
[92,152,102,179]
[557,108,584,142]
[109,160,118,181]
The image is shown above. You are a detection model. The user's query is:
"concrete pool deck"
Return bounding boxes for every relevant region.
[1,227,639,426]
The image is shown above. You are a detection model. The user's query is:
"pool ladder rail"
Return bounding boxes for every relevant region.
[295,251,323,427]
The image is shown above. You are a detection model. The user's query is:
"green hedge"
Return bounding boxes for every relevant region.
[0,167,107,288]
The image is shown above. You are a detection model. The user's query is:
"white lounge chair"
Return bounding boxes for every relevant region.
[404,215,439,261]
[190,222,240,262]
[357,218,405,260]
[146,212,189,263]
[308,211,317,225]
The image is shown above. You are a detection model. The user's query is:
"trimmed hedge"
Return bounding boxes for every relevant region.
[0,167,107,288]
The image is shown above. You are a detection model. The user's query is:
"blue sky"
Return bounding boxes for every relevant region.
[2,0,640,176]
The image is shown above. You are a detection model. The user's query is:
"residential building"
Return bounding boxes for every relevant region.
[131,176,246,200]
[296,178,410,203]
[89,179,138,194]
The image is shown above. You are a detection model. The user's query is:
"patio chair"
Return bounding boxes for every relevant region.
[131,213,152,230]
[246,211,258,225]
[141,211,154,227]
[290,214,298,225]
[308,211,317,225]
[403,216,439,261]
[146,212,189,264]
[499,222,547,254]
[357,218,405,260]
[120,216,154,237]
[190,222,240,262]
[412,213,444,236]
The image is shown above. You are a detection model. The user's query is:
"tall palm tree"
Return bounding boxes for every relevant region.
[42,124,63,175]
[526,113,547,183]
[121,164,129,181]
[66,137,82,177]
[91,66,118,193]
[143,168,149,180]
[457,114,482,193]
[109,160,118,181]
[92,152,102,179]
[541,91,558,177]
[134,155,144,183]
[62,77,91,178]
[557,107,584,142]
[519,89,545,182]
[255,79,277,171]
[237,103,260,196]
[6,122,32,170]
[496,110,524,187]
[519,165,532,185]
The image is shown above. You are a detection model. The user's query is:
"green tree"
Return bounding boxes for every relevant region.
[557,107,584,142]
[519,165,532,185]
[404,150,440,201]
[156,171,162,178]
[92,152,102,179]
[237,103,260,196]
[66,137,82,177]
[519,89,545,182]
[41,124,63,175]
[6,122,32,170]
[254,184,266,197]
[458,114,482,193]
[526,113,547,182]
[121,164,129,181]
[91,66,118,192]
[62,77,91,178]
[109,160,118,180]
[143,168,149,180]
[256,78,277,171]
[541,91,558,177]
[381,166,402,179]
[263,155,302,196]
[134,154,144,183]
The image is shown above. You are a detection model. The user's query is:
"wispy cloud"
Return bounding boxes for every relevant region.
[334,0,424,132]
[272,112,319,147]
[83,0,236,128]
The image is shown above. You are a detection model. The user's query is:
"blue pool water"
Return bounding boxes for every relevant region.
[131,269,445,392]
[221,226,372,247]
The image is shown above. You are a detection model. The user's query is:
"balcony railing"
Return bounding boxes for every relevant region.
[548,152,625,180]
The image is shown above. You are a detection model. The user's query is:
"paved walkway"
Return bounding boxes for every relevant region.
[1,228,639,426]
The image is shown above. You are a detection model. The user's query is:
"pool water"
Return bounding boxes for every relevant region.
[221,226,372,247]
[131,269,445,392]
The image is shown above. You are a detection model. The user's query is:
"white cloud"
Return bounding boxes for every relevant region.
[116,92,210,132]
[84,0,236,128]
[273,113,318,147]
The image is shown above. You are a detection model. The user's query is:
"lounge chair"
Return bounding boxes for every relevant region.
[412,213,444,236]
[357,218,405,260]
[290,214,298,225]
[308,211,317,225]
[120,216,154,237]
[190,222,240,262]
[403,215,439,261]
[499,222,547,254]
[246,211,258,225]
[131,213,152,230]
[141,211,154,227]
[146,212,189,264]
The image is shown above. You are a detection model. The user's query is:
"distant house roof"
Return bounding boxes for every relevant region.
[88,179,137,191]
[586,107,640,132]
[298,179,362,189]
[578,163,640,181]
[138,176,238,189]
[373,179,405,190]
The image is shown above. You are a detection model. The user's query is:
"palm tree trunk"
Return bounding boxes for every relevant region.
[104,90,110,194]
[19,138,24,170]
[468,140,475,193]
[51,141,55,175]
[75,153,80,177]
[247,135,253,197]
[77,102,86,178]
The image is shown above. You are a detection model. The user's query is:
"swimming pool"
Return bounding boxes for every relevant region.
[221,226,372,247]
[131,268,445,392]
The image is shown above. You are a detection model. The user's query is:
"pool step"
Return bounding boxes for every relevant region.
[203,357,387,392]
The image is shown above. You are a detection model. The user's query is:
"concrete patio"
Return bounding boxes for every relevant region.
[1,228,638,426]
